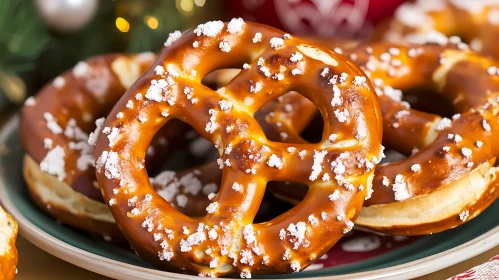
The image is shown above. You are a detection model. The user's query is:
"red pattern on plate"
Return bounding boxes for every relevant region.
[305,230,418,270]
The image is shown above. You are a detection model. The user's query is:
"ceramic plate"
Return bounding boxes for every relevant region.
[1,115,499,280]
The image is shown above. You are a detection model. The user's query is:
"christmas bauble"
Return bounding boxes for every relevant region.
[35,0,99,33]
[224,0,407,39]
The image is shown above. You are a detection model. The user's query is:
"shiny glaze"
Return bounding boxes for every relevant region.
[266,41,499,235]
[167,41,499,236]
[20,54,157,201]
[93,21,382,277]
[20,53,199,239]
[351,43,499,206]
[0,207,17,280]
[379,0,499,58]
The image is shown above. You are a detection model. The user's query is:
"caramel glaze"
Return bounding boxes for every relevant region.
[348,43,499,206]
[378,0,499,59]
[93,21,382,277]
[261,42,499,235]
[0,208,17,280]
[162,41,499,236]
[149,92,318,219]
[20,54,193,202]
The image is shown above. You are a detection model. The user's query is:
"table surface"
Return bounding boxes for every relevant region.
[14,234,499,280]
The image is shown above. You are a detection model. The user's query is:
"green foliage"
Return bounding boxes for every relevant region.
[125,0,187,53]
[0,0,192,94]
[36,0,187,81]
[36,1,118,81]
[0,0,191,108]
[0,0,50,73]
[0,0,187,78]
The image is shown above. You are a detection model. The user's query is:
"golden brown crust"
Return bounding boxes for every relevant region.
[265,41,499,235]
[357,162,499,235]
[164,40,499,236]
[0,207,17,280]
[349,43,499,206]
[23,155,125,242]
[20,53,158,201]
[93,20,382,277]
[20,53,208,240]
[23,153,216,242]
[379,0,499,58]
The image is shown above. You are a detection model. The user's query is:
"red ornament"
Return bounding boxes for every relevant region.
[224,0,407,39]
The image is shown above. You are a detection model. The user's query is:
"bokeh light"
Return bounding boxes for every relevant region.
[176,0,194,16]
[115,17,130,33]
[145,16,159,30]
[194,0,206,7]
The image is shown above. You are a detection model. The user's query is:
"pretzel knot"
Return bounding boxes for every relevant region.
[93,20,381,277]
[353,42,499,234]
[21,53,207,241]
[380,0,499,58]
[267,41,499,235]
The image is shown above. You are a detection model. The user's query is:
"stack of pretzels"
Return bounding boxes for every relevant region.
[18,2,499,277]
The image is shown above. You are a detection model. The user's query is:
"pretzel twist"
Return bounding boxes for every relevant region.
[351,42,499,234]
[157,39,499,235]
[93,20,381,277]
[380,0,499,58]
[264,41,499,235]
[20,53,200,240]
[21,54,157,200]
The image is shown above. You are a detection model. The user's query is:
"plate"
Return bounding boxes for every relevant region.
[1,115,499,279]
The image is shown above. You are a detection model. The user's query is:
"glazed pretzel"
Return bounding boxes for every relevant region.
[170,39,499,235]
[93,20,382,277]
[0,206,17,280]
[352,41,499,234]
[265,41,499,235]
[147,92,320,219]
[20,53,197,241]
[20,52,296,241]
[379,0,499,58]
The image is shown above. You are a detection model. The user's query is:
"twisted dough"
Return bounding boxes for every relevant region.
[20,53,199,241]
[379,0,499,58]
[93,20,382,277]
[265,41,499,235]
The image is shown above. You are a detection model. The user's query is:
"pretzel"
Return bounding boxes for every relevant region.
[352,42,499,234]
[170,38,499,235]
[20,53,199,241]
[379,0,499,58]
[0,206,17,280]
[203,37,359,91]
[265,41,499,235]
[93,20,382,277]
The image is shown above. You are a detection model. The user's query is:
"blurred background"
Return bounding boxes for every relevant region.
[0,0,406,112]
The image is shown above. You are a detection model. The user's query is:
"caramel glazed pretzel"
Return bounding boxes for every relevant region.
[0,206,17,280]
[20,52,330,242]
[379,0,499,58]
[173,36,499,235]
[20,53,205,241]
[260,38,499,235]
[93,20,382,277]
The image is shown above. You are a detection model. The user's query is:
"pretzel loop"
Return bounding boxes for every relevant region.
[264,41,499,235]
[94,21,381,277]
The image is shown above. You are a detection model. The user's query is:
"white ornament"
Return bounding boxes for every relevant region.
[35,0,99,33]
